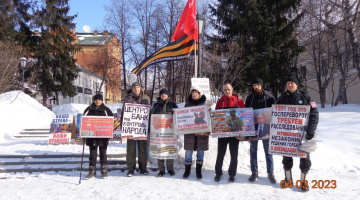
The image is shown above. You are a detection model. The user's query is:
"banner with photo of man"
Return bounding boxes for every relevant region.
[48,114,74,144]
[111,112,122,141]
[244,108,272,141]
[211,108,255,138]
[121,103,150,140]
[173,105,211,135]
[269,104,310,158]
[80,116,114,138]
[149,114,178,159]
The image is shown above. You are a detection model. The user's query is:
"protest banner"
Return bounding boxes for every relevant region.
[121,103,150,140]
[244,108,272,141]
[191,78,211,100]
[211,108,255,138]
[268,104,310,158]
[48,114,73,144]
[111,112,122,142]
[149,114,178,159]
[173,105,211,135]
[80,116,114,138]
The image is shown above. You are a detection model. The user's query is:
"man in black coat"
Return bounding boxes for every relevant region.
[276,76,319,192]
[151,88,178,177]
[83,94,114,179]
[245,78,276,184]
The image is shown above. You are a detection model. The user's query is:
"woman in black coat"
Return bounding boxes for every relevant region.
[183,86,210,180]
[83,94,113,180]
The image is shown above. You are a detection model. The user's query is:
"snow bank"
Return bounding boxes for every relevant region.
[0,91,54,141]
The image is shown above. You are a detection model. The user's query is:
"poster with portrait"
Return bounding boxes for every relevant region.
[111,112,122,141]
[75,114,83,139]
[268,104,310,158]
[48,114,73,144]
[244,108,272,141]
[149,114,178,159]
[80,116,114,138]
[173,105,211,135]
[121,103,150,140]
[191,78,211,100]
[211,108,255,138]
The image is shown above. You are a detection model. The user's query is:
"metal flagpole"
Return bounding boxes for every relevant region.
[194,40,198,78]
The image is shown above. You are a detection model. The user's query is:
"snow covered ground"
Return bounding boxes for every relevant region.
[0,91,359,199]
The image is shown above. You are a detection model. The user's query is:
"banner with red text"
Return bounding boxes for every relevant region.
[173,105,211,135]
[149,114,178,159]
[80,116,114,138]
[121,103,150,140]
[211,108,255,138]
[269,104,310,158]
[48,114,73,144]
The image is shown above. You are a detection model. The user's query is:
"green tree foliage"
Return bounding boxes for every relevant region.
[210,0,305,94]
[30,0,79,105]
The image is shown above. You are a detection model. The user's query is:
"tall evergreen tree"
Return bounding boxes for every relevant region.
[210,0,304,95]
[30,0,79,105]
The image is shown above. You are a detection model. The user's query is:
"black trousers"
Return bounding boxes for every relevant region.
[282,153,311,173]
[89,145,108,167]
[215,137,240,176]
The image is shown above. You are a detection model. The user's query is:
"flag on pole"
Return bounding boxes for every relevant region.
[171,0,198,42]
[131,0,198,75]
[131,35,198,75]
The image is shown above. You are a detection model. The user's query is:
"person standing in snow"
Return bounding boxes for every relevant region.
[245,78,276,184]
[151,88,178,177]
[214,82,245,183]
[276,76,319,192]
[122,82,151,177]
[83,94,113,179]
[183,86,211,180]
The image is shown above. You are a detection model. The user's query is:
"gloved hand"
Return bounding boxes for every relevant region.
[306,132,315,140]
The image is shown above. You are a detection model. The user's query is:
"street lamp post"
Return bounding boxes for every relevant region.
[20,57,27,89]
[197,14,205,78]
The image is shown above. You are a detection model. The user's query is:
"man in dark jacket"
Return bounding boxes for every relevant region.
[214,82,245,183]
[151,88,178,177]
[123,82,151,177]
[277,76,319,192]
[245,78,276,184]
[83,94,114,179]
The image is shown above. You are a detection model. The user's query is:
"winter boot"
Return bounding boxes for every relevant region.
[268,173,277,184]
[248,172,258,182]
[158,171,165,177]
[183,162,192,178]
[168,170,175,176]
[196,160,203,179]
[300,172,309,192]
[281,169,293,188]
[101,165,108,179]
[85,166,96,180]
[214,174,221,182]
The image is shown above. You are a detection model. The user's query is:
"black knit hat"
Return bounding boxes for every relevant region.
[93,94,103,101]
[286,76,299,85]
[253,78,263,86]
[159,88,169,97]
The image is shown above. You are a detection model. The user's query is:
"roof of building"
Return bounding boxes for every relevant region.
[75,33,114,46]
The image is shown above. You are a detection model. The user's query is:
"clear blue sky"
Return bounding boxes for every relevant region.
[69,0,111,33]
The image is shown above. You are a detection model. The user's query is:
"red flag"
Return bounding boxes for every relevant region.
[171,0,198,42]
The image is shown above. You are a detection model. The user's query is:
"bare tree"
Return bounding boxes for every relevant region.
[0,42,21,94]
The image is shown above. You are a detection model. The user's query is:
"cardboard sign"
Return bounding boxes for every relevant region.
[149,114,178,159]
[173,105,211,135]
[211,108,255,138]
[121,103,150,140]
[191,78,211,100]
[48,114,73,144]
[269,104,310,158]
[111,112,122,141]
[80,116,114,138]
[244,108,272,141]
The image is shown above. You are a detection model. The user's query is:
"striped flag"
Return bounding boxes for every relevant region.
[131,0,198,75]
[131,34,198,75]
